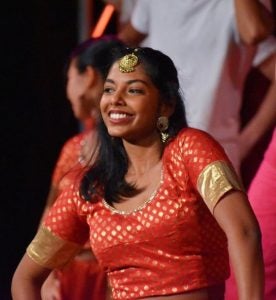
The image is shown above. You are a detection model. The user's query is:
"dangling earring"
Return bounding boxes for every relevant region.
[157,116,170,143]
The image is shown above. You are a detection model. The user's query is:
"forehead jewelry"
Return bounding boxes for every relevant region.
[119,50,139,73]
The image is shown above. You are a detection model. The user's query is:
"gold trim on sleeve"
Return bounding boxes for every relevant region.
[197,160,244,213]
[27,226,82,269]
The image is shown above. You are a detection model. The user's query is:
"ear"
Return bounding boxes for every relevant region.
[160,101,175,118]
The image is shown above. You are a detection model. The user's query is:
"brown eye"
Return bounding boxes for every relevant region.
[103,86,114,94]
[129,88,144,94]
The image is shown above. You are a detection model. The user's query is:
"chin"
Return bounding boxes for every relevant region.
[106,128,124,138]
[108,132,122,138]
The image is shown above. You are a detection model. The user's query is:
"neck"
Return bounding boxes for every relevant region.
[123,138,163,176]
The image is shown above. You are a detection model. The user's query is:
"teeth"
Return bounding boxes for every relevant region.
[110,112,128,119]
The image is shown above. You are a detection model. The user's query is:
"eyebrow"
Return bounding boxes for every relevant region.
[105,78,149,86]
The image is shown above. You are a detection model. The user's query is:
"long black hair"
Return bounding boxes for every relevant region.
[80,47,187,204]
[67,35,125,79]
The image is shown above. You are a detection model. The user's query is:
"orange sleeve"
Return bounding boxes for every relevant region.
[178,128,244,212]
[27,183,90,269]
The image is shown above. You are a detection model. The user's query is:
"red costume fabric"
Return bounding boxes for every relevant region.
[49,131,107,300]
[51,132,87,191]
[59,257,107,300]
[29,128,244,299]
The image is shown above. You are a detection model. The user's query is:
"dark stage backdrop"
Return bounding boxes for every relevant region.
[1,1,79,299]
[1,1,117,298]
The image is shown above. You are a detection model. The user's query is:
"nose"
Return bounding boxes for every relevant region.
[110,90,125,106]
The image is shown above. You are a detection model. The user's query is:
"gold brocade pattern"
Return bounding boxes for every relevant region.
[27,226,82,269]
[40,128,235,299]
[197,160,244,212]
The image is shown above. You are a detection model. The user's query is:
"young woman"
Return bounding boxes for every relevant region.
[12,47,264,300]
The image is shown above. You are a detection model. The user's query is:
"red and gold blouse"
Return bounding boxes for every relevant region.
[51,132,87,192]
[27,128,244,299]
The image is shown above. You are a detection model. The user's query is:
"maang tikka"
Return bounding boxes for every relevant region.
[157,116,170,143]
[119,49,139,73]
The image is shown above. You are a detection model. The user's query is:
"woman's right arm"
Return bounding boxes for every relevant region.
[234,0,274,45]
[11,253,52,300]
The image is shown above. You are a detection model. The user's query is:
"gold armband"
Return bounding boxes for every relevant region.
[197,160,244,213]
[27,226,82,269]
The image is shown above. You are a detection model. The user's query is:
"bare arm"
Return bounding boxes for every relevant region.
[214,191,264,300]
[239,53,276,160]
[11,254,52,300]
[16,187,60,299]
[235,0,274,45]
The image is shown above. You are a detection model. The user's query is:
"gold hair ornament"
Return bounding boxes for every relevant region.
[119,52,139,73]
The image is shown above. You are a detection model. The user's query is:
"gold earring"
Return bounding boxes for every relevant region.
[157,116,170,143]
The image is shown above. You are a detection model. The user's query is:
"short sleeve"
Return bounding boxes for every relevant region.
[27,183,90,269]
[177,129,244,212]
[51,134,83,187]
[131,0,150,34]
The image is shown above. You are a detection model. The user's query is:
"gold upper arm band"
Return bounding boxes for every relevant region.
[27,226,82,269]
[197,160,245,213]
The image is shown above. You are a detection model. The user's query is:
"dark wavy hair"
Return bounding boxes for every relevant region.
[80,47,188,204]
[66,35,125,78]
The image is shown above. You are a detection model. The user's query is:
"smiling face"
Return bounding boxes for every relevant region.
[100,61,172,144]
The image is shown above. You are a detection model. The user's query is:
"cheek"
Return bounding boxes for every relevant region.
[67,77,86,100]
[67,79,79,101]
[99,96,108,115]
[99,98,111,127]
[138,103,159,120]
[66,84,75,103]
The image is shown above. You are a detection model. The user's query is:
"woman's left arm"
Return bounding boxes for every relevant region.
[214,191,264,300]
[11,253,52,300]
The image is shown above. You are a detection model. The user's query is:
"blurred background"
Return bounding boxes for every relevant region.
[0,1,275,299]
[1,1,118,298]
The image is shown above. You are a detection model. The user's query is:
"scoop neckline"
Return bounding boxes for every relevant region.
[102,166,164,216]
